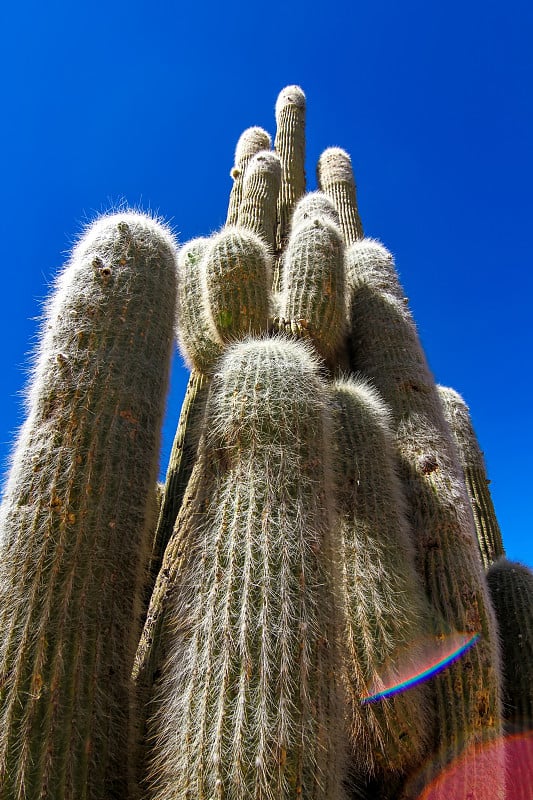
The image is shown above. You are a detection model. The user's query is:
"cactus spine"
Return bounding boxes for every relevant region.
[438,386,505,569]
[0,212,177,799]
[145,338,345,800]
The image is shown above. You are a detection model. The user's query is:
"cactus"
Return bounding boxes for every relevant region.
[438,386,505,569]
[0,212,178,799]
[486,558,533,734]
[486,558,533,799]
[0,85,523,800]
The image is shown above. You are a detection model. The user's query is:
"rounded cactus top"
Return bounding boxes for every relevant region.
[275,85,306,119]
[234,127,272,165]
[290,191,340,231]
[317,147,355,185]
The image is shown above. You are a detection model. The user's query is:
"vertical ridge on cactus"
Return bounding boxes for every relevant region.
[438,386,505,569]
[144,337,346,800]
[345,238,504,798]
[0,212,178,799]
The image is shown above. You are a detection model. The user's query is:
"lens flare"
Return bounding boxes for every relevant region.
[413,730,533,800]
[361,632,480,704]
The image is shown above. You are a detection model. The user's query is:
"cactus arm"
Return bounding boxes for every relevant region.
[226,127,273,227]
[278,192,346,367]
[0,212,177,799]
[438,385,505,568]
[317,147,364,245]
[202,227,272,344]
[486,558,533,799]
[236,150,282,253]
[273,85,306,289]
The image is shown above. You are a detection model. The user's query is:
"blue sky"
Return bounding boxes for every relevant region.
[0,0,531,567]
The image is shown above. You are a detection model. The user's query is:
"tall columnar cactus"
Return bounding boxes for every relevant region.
[0,212,177,799]
[144,338,345,800]
[343,238,504,798]
[437,386,505,569]
[273,85,306,289]
[0,84,524,800]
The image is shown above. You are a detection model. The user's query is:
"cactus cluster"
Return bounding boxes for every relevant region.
[0,85,531,800]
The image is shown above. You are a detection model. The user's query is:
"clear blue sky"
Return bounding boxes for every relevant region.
[0,0,531,567]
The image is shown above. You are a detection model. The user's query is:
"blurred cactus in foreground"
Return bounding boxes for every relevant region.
[0,86,528,800]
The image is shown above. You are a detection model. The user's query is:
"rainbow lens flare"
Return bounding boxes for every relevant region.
[361,632,480,704]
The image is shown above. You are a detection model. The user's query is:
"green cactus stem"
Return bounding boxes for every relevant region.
[279,193,346,366]
[345,238,504,799]
[273,85,306,288]
[175,236,223,374]
[144,337,346,800]
[203,227,272,343]
[226,126,272,227]
[438,386,505,569]
[237,150,282,253]
[317,148,363,245]
[0,212,178,800]
[332,377,433,786]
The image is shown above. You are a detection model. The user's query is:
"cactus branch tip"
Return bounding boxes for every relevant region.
[275,85,306,119]
[234,126,272,167]
[291,191,341,230]
[72,209,178,262]
[317,147,355,185]
[246,149,282,175]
